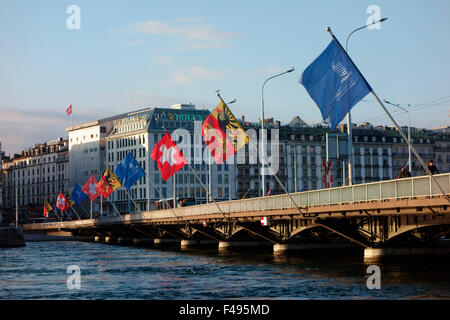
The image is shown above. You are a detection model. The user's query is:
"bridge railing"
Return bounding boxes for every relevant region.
[164,173,450,217]
[24,174,450,229]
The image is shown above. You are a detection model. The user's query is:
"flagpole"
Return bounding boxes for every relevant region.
[264,161,307,218]
[78,203,90,219]
[53,209,63,223]
[371,90,449,200]
[107,197,122,217]
[173,173,176,209]
[125,189,142,214]
[325,26,449,202]
[63,210,73,221]
[187,162,229,221]
[70,207,81,220]
[208,152,212,202]
[149,180,180,220]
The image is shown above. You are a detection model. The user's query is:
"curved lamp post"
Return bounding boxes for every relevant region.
[345,17,388,186]
[261,67,295,197]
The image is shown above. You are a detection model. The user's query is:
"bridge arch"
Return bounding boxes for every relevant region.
[386,221,450,243]
[288,224,323,239]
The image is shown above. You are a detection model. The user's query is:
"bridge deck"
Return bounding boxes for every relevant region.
[23,173,450,231]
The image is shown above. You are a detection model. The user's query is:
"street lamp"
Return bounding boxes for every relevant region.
[261,67,295,197]
[345,17,388,186]
[384,100,412,173]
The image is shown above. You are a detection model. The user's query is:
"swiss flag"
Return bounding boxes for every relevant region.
[151,132,187,181]
[56,192,71,211]
[66,104,72,116]
[82,175,101,201]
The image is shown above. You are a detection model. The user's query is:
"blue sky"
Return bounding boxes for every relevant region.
[1,0,449,154]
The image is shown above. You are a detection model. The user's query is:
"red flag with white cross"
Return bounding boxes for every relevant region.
[151,132,187,181]
[82,175,101,201]
[56,192,71,211]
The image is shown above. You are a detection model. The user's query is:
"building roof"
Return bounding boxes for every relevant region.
[288,116,308,128]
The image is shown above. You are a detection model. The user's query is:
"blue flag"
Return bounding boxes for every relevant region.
[300,38,372,129]
[115,153,146,190]
[53,197,59,214]
[71,182,87,205]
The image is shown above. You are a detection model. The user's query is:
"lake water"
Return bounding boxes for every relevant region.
[1,241,449,299]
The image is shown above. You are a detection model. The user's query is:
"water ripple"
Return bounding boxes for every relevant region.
[0,242,449,299]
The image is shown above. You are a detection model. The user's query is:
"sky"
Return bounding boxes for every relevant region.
[0,0,449,155]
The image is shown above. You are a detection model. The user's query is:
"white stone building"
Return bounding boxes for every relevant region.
[1,138,69,212]
[103,105,237,214]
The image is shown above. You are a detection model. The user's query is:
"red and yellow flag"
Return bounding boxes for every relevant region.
[202,100,249,164]
[43,199,53,217]
[98,167,122,199]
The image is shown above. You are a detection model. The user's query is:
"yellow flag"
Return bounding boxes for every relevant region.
[104,167,122,191]
[207,100,249,152]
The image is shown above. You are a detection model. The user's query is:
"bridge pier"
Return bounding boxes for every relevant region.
[105,236,117,244]
[364,246,450,261]
[218,241,273,250]
[273,242,358,254]
[180,239,217,249]
[133,238,154,246]
[117,237,132,245]
[153,238,181,247]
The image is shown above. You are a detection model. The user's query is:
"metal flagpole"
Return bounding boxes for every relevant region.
[187,163,229,221]
[53,210,65,226]
[173,173,176,209]
[263,155,308,218]
[125,189,142,214]
[109,200,122,217]
[208,153,212,203]
[371,91,449,200]
[70,206,81,220]
[63,210,73,221]
[149,179,180,220]
[77,203,90,219]
[325,26,449,201]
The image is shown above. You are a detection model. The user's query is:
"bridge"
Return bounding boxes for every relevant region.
[23,173,450,260]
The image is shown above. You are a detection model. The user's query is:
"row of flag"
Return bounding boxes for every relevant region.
[50,29,376,217]
[44,99,250,217]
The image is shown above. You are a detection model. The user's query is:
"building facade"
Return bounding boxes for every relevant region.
[1,138,69,214]
[103,104,237,214]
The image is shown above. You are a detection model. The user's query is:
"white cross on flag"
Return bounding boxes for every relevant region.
[151,131,187,181]
[82,175,101,201]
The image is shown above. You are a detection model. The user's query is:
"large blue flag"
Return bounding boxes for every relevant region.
[71,182,87,205]
[115,153,146,190]
[300,38,372,129]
